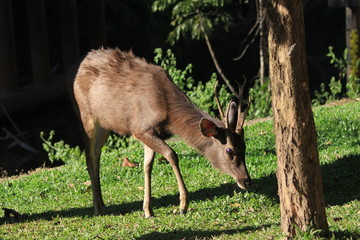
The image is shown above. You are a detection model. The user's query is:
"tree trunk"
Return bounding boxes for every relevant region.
[258,0,266,85]
[266,0,328,238]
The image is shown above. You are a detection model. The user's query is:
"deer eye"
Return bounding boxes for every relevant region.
[226,148,235,159]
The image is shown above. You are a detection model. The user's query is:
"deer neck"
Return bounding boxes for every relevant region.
[168,97,223,155]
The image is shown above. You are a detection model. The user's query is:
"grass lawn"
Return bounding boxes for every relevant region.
[0,100,359,239]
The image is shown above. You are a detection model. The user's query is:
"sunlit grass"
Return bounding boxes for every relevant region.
[0,101,359,239]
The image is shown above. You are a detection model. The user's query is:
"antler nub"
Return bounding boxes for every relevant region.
[214,81,226,123]
[235,78,250,134]
[214,79,250,134]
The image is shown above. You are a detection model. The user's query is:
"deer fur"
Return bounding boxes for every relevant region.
[73,48,250,217]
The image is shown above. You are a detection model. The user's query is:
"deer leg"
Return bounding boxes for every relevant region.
[84,119,110,215]
[143,145,155,218]
[135,132,189,215]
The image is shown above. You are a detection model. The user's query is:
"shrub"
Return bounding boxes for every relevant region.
[248,77,272,119]
[313,46,360,106]
[40,131,82,164]
[153,48,231,118]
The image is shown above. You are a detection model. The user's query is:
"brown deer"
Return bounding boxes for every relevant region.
[73,48,251,217]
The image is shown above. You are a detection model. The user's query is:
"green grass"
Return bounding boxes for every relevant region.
[1,101,359,239]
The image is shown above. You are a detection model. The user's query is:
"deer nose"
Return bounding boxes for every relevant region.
[244,178,251,188]
[237,178,251,189]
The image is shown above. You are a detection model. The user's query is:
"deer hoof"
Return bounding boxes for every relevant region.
[144,213,155,218]
[144,210,155,218]
[179,208,187,215]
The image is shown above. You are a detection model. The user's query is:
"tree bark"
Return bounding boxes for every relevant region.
[266,0,328,238]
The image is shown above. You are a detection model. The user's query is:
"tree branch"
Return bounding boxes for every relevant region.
[203,32,238,96]
[196,9,237,97]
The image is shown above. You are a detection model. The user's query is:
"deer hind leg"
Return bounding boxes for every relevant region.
[83,117,110,215]
[143,145,155,218]
[135,132,189,216]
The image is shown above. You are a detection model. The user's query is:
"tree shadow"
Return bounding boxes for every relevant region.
[321,154,360,206]
[247,153,360,206]
[135,225,273,240]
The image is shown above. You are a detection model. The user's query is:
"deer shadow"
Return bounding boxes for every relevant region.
[0,182,242,225]
[135,225,273,240]
[1,154,358,226]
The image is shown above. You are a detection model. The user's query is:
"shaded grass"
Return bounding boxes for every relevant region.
[0,101,359,239]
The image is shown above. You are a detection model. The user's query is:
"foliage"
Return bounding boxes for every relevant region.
[40,131,82,164]
[248,78,272,119]
[1,101,359,239]
[154,48,231,117]
[327,46,347,81]
[188,73,231,117]
[313,78,343,106]
[314,46,360,105]
[154,48,195,91]
[152,0,233,45]
[347,73,360,99]
[154,48,274,120]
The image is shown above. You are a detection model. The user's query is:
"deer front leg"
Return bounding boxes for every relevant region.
[135,132,189,215]
[143,145,155,218]
[166,150,189,214]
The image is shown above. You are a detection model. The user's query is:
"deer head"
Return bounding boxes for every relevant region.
[199,80,251,189]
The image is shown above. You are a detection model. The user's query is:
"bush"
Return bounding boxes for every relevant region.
[153,48,231,118]
[248,78,272,119]
[40,131,82,164]
[313,46,360,105]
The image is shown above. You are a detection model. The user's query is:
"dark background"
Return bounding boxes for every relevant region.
[0,0,345,175]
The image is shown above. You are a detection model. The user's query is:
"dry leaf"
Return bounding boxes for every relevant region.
[68,183,75,188]
[122,157,138,167]
[83,180,91,186]
[231,203,241,207]
[247,207,255,213]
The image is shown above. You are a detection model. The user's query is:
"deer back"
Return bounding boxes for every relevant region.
[74,48,191,137]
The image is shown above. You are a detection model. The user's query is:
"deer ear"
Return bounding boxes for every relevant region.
[200,118,219,137]
[225,101,238,132]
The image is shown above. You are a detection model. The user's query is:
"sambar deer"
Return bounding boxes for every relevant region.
[73,48,251,217]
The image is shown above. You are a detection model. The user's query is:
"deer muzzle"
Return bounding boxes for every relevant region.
[236,178,251,190]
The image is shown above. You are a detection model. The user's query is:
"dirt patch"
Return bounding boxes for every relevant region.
[321,98,358,107]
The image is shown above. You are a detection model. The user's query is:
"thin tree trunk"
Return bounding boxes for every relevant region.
[203,32,237,96]
[258,0,265,84]
[197,9,237,96]
[266,0,328,238]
